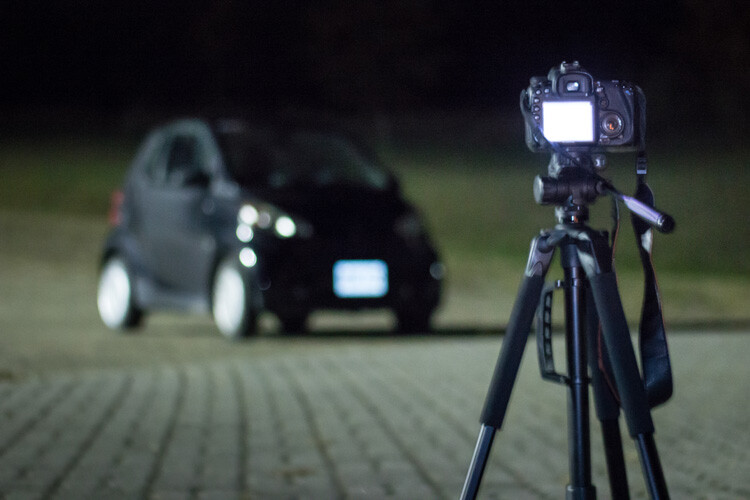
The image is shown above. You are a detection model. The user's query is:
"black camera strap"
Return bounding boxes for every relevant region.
[599,152,672,408]
[630,155,673,408]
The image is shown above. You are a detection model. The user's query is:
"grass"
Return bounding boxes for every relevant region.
[382,145,750,277]
[0,135,137,216]
[383,144,750,328]
[1,132,748,328]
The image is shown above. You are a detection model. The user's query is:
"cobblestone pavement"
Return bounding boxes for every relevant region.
[0,332,748,499]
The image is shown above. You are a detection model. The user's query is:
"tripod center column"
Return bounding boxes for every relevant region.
[561,243,596,499]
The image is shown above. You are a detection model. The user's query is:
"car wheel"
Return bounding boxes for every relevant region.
[396,308,432,333]
[97,255,142,330]
[212,259,258,339]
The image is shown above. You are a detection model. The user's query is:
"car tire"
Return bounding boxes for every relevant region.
[396,308,432,333]
[212,258,258,339]
[279,313,308,334]
[97,255,143,331]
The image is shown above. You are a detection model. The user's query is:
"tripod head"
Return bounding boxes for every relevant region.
[533,152,675,233]
[533,153,604,226]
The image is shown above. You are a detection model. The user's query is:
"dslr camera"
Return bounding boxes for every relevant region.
[523,61,645,153]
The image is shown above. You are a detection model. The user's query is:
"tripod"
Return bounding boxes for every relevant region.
[461,156,673,499]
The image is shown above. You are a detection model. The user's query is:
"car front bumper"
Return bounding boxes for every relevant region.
[245,236,442,317]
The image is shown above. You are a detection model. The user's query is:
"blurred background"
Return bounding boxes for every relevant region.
[3,1,748,139]
[1,0,749,362]
[3,1,749,136]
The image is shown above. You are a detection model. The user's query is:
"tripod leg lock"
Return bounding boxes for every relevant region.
[525,231,557,277]
[563,227,614,277]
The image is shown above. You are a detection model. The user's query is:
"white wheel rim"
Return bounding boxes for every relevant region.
[97,259,132,328]
[213,265,246,337]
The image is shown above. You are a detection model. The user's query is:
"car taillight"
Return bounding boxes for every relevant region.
[108,190,125,227]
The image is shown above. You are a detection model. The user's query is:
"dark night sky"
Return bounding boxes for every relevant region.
[2,1,749,137]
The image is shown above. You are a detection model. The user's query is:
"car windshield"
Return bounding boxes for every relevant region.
[218,129,391,191]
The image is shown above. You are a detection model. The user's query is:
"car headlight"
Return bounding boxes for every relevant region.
[238,204,259,226]
[238,203,308,240]
[274,215,297,238]
[239,247,258,267]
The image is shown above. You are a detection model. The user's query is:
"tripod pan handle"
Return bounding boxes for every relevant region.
[619,193,675,234]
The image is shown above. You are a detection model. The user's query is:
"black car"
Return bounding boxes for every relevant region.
[96,118,443,338]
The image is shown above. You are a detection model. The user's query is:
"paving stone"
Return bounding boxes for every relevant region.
[0,333,748,498]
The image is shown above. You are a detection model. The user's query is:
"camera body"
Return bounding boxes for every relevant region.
[523,61,645,153]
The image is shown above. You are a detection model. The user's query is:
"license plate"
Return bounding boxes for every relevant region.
[333,260,388,298]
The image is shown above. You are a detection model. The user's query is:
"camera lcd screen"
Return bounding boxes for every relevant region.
[542,101,595,143]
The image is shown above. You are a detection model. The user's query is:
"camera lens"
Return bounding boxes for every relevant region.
[601,112,624,137]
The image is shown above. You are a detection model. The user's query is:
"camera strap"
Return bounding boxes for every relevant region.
[599,153,673,408]
[630,155,673,408]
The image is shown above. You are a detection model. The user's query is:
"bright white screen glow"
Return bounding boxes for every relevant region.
[542,101,595,143]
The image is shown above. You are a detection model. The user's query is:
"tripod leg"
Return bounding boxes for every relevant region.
[460,425,496,500]
[461,235,555,500]
[586,291,629,500]
[600,419,629,498]
[572,229,669,499]
[479,274,547,426]
[587,271,669,500]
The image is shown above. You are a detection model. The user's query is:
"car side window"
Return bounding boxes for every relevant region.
[143,136,170,186]
[165,135,209,188]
